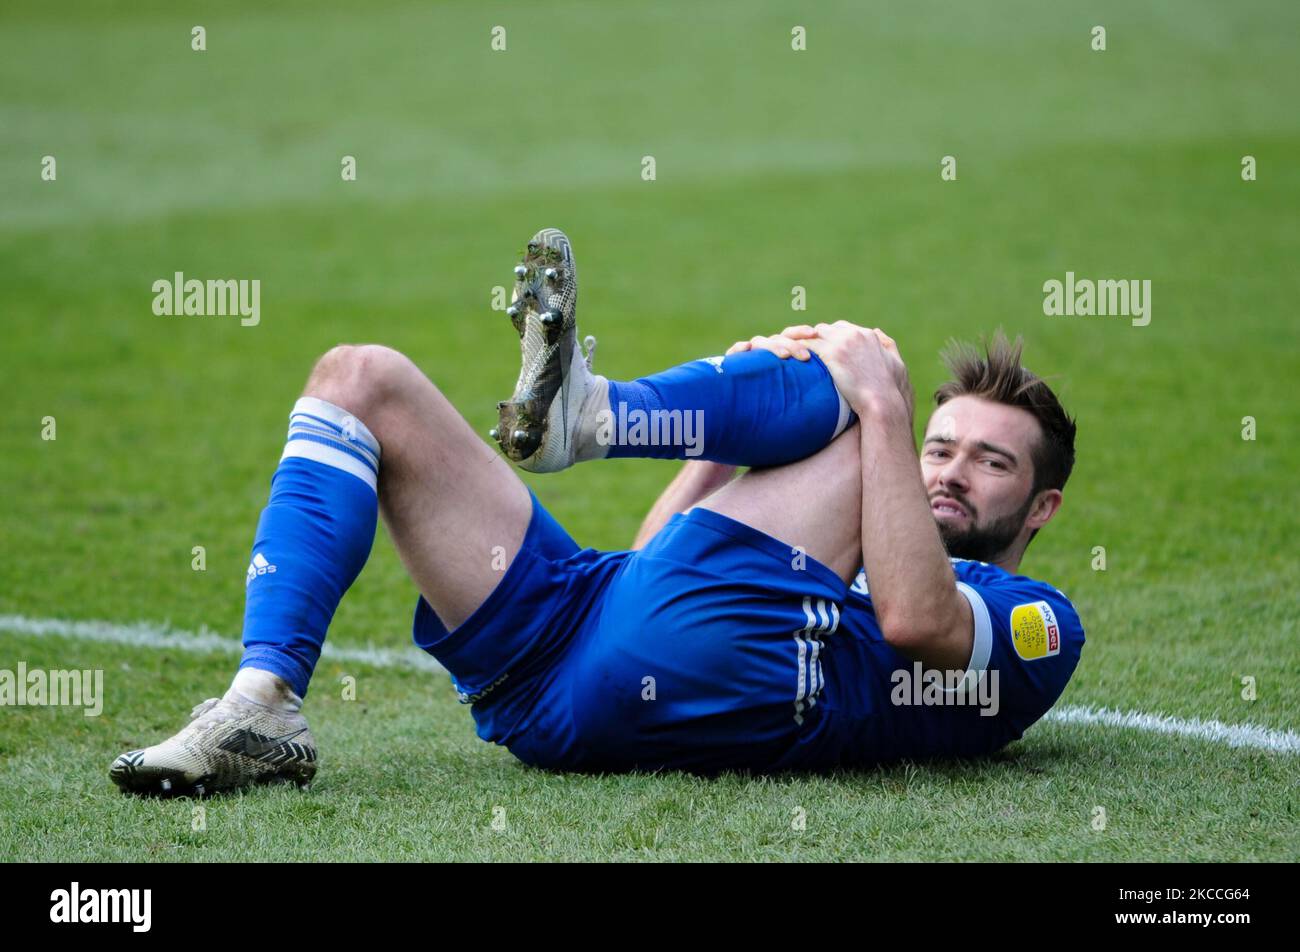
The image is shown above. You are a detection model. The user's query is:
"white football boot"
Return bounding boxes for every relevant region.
[491,227,607,473]
[110,680,316,798]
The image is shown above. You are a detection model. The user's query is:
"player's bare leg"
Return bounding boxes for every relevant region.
[305,344,533,629]
[697,427,865,583]
[110,344,533,797]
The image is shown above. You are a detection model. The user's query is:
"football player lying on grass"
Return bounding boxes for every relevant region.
[111,228,1083,795]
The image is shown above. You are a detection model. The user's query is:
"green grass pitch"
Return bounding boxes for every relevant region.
[1,0,1297,861]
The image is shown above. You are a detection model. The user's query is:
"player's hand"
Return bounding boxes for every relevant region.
[724,325,818,360]
[802,321,913,419]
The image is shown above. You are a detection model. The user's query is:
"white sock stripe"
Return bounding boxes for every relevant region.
[287,420,381,469]
[285,428,379,474]
[831,390,852,439]
[281,439,378,491]
[288,416,381,466]
[290,397,381,456]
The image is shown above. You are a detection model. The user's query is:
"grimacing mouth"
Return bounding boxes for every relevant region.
[929,493,974,519]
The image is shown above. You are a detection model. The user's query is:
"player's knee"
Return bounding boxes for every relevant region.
[306,344,422,417]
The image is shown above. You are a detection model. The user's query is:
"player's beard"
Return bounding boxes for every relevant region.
[934,490,1034,564]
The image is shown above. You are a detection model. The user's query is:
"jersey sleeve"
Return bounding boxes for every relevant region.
[953,563,1086,727]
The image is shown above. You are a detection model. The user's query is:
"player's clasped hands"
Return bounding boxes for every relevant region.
[725,324,820,361]
[725,321,912,416]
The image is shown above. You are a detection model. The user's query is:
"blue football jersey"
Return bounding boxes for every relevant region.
[822,559,1086,762]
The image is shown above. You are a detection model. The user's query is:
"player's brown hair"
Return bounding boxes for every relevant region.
[934,331,1077,496]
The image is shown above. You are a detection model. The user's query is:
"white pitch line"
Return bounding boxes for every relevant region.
[3,613,1297,755]
[1044,704,1300,755]
[0,613,446,674]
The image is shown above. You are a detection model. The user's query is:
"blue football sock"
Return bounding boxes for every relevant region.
[239,397,381,698]
[604,350,853,466]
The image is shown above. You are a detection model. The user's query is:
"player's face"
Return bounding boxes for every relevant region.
[920,396,1044,563]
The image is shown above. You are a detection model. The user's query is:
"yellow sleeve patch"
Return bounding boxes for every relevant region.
[1011,600,1061,661]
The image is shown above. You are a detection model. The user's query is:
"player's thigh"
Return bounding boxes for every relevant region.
[381,424,532,631]
[305,343,533,629]
[698,424,863,583]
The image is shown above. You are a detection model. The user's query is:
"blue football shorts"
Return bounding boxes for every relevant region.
[411,490,851,772]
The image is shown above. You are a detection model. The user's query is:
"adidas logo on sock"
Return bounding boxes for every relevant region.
[246,552,277,586]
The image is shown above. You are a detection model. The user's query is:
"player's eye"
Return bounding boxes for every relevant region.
[983,458,1007,471]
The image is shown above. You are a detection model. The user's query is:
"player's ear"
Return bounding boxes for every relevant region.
[1025,488,1062,532]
